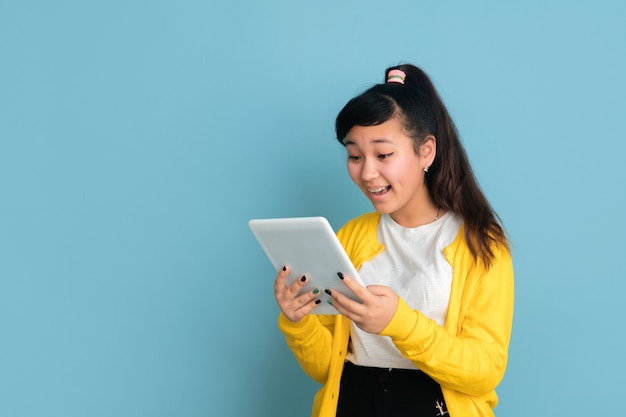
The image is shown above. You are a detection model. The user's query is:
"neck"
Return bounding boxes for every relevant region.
[389,201,442,228]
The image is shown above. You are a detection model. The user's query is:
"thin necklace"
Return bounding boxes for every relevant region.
[434,205,442,221]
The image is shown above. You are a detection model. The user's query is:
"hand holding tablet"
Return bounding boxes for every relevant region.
[249,217,365,315]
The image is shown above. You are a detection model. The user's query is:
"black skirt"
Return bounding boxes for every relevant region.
[336,361,449,417]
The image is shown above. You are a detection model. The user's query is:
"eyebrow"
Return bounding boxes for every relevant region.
[343,138,395,146]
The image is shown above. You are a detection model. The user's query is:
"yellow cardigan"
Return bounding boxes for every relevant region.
[278,212,514,417]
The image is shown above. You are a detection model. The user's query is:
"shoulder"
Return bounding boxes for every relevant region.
[337,212,380,236]
[336,212,384,269]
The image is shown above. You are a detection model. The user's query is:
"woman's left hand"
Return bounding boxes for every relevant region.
[328,273,399,334]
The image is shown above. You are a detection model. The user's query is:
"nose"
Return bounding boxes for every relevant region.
[361,157,379,181]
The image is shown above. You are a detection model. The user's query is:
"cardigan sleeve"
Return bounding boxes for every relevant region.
[379,244,514,396]
[278,313,337,384]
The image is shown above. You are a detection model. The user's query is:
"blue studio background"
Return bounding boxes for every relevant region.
[1,1,625,416]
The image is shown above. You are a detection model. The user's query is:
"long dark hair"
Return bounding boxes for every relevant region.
[335,64,508,268]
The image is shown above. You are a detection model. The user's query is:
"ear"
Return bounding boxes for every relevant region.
[419,135,437,168]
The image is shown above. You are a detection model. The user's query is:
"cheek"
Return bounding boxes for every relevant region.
[393,157,420,179]
[346,164,361,184]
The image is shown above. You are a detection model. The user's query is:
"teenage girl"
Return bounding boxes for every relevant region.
[273,64,514,417]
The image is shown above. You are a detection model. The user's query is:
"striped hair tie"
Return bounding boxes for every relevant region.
[386,69,406,84]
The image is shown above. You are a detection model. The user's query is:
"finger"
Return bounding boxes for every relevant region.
[326,288,365,319]
[336,272,370,304]
[296,296,322,316]
[324,289,347,316]
[274,265,290,294]
[288,274,311,296]
[284,289,322,322]
[294,287,321,309]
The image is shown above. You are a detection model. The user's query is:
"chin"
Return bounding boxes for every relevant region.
[370,203,395,215]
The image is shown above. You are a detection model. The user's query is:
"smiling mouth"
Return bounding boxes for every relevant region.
[367,185,391,196]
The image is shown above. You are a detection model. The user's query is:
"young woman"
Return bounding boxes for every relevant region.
[273,64,514,417]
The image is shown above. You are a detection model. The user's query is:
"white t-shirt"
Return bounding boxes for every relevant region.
[345,211,463,370]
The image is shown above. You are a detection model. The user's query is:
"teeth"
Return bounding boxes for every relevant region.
[368,186,388,193]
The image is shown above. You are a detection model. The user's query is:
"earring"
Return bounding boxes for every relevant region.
[424,166,429,173]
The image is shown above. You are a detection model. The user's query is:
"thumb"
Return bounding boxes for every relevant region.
[366,285,394,297]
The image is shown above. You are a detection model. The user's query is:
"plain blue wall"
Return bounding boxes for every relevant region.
[1,1,625,416]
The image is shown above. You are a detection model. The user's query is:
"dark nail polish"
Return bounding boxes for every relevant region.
[327,300,333,306]
[282,266,286,271]
[315,299,321,305]
[313,288,320,295]
[300,275,306,282]
[337,272,344,280]
[325,289,332,296]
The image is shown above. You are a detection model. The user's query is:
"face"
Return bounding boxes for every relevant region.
[344,117,436,227]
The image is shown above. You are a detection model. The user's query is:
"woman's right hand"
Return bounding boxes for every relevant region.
[274,266,321,322]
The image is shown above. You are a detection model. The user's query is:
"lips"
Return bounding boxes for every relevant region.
[366,185,391,196]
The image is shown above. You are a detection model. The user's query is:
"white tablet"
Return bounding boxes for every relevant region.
[249,217,364,314]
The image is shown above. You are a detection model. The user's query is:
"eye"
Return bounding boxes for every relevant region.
[347,155,361,161]
[378,153,393,160]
